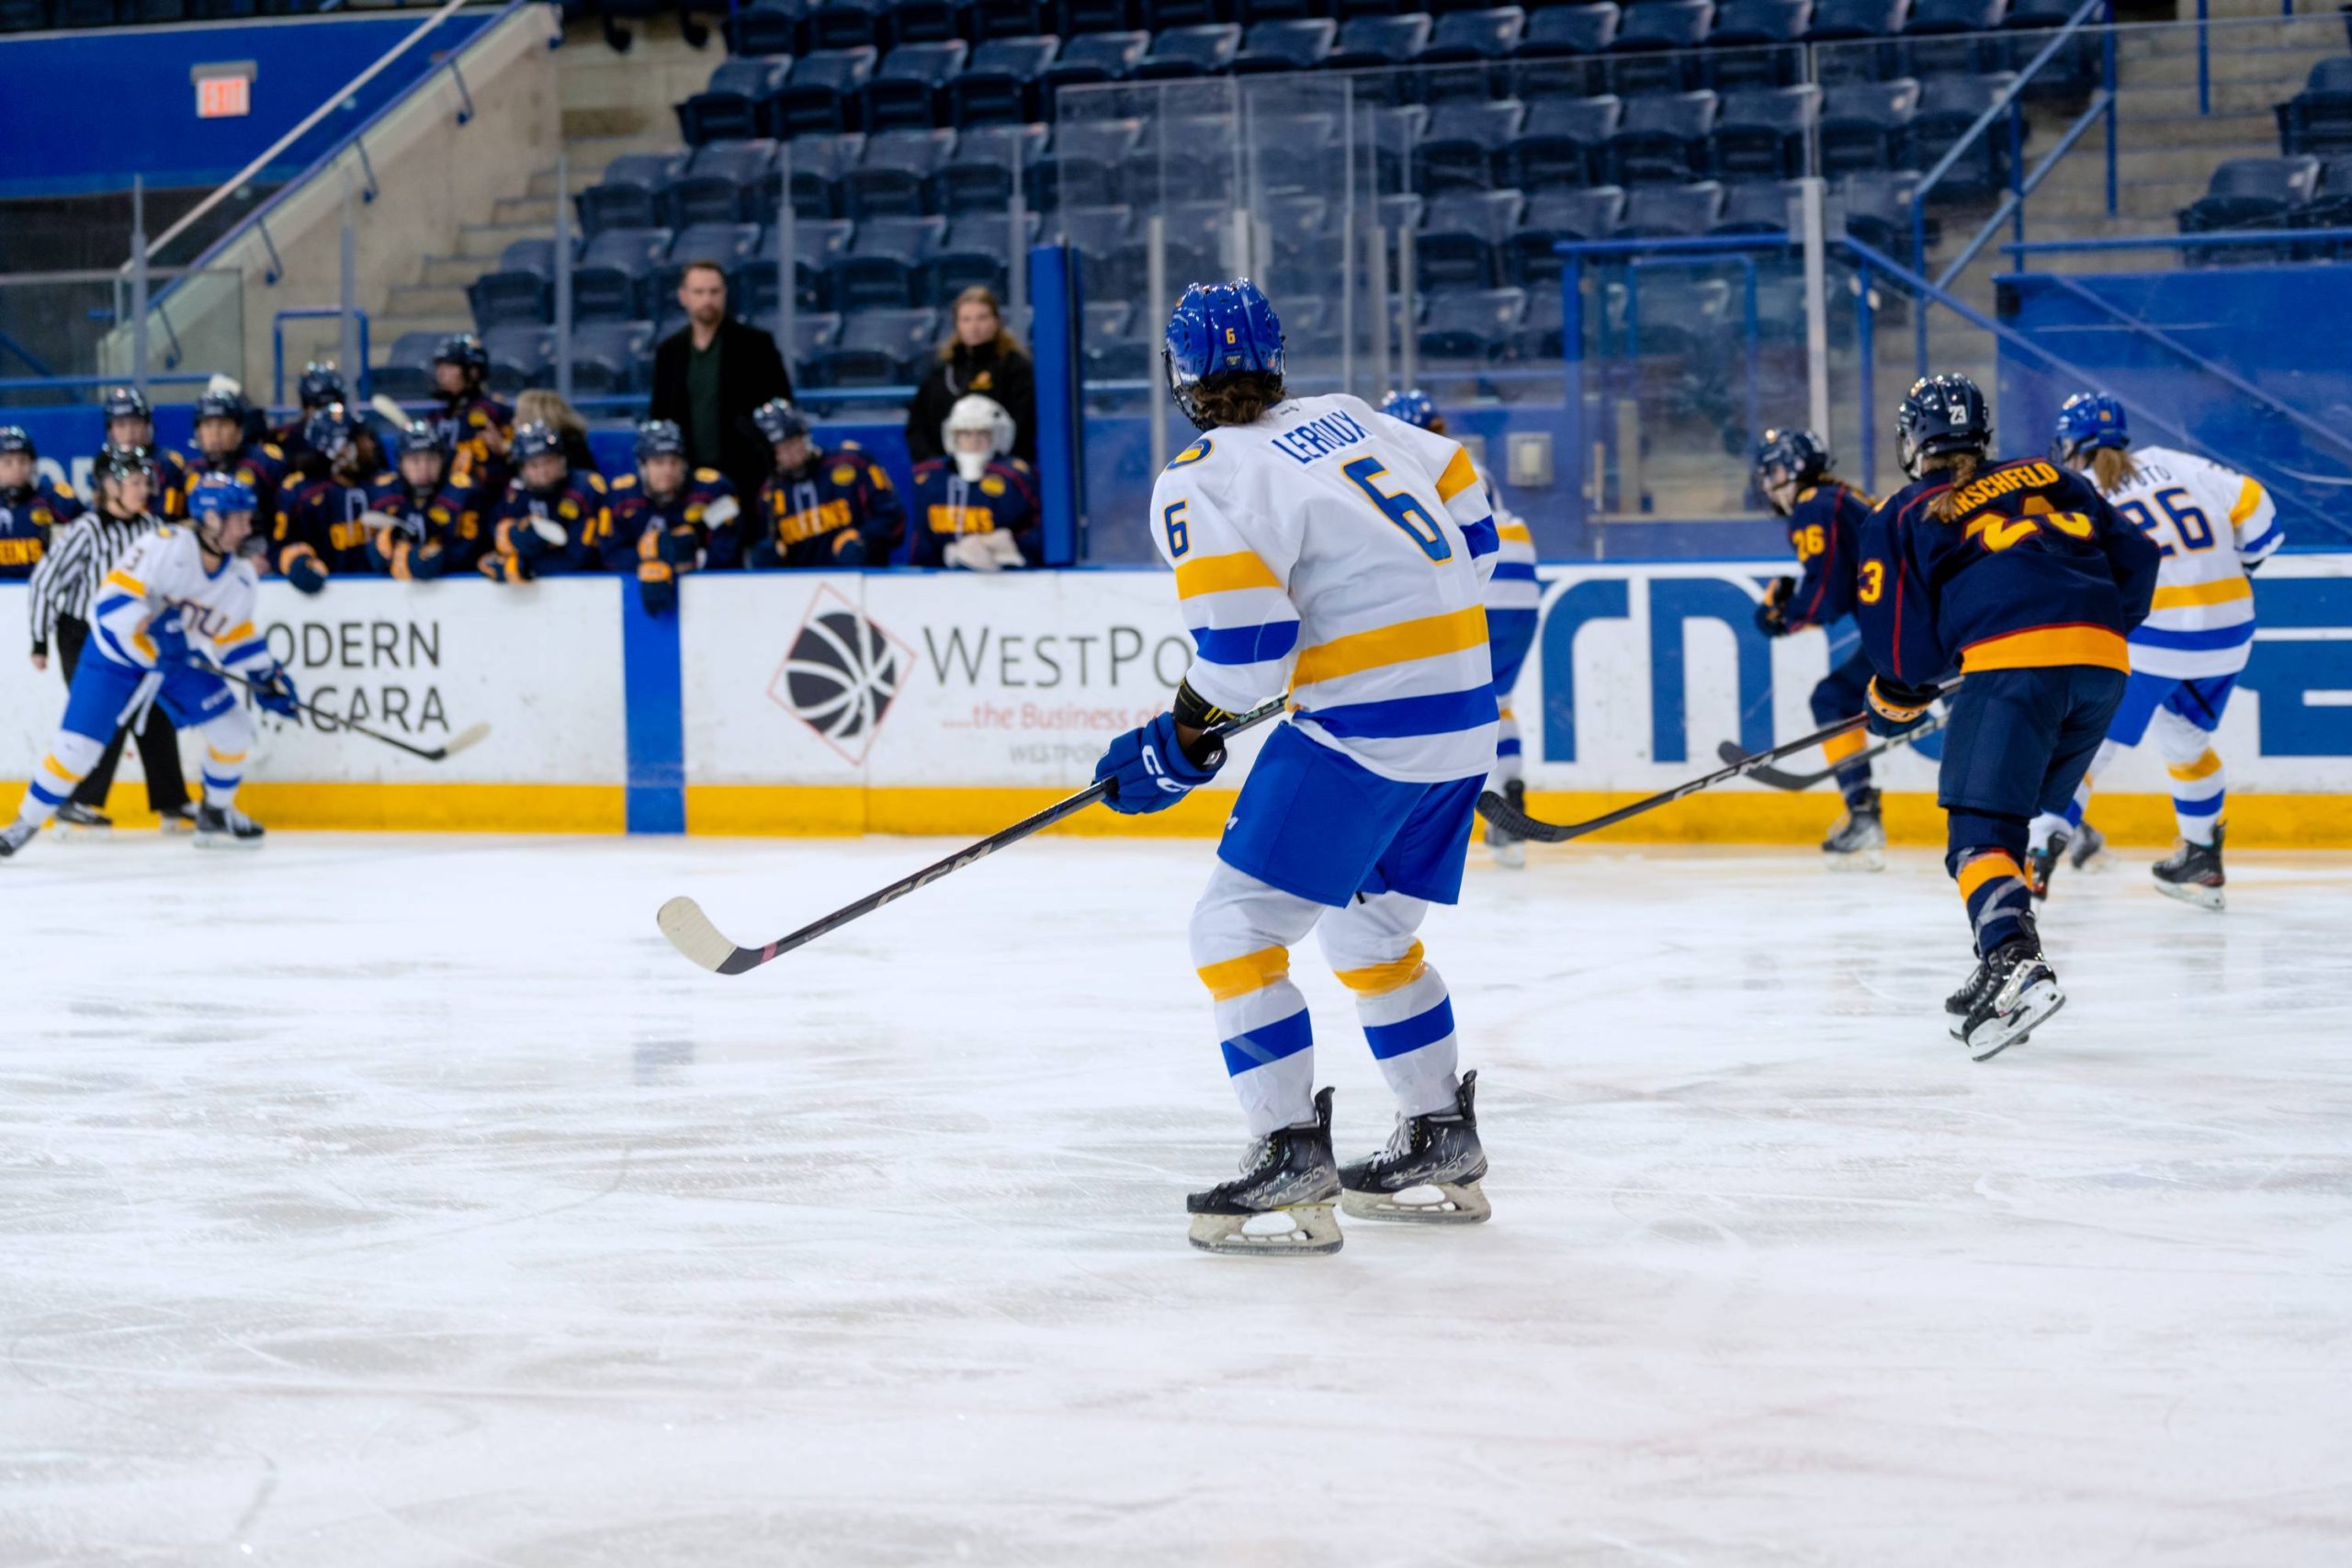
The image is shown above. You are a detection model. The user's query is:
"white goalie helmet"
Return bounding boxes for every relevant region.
[942,394,1015,482]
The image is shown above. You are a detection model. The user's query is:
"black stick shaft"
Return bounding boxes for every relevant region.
[1722,710,1952,791]
[209,665,449,761]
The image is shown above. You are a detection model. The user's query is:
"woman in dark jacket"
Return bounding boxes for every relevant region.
[906,287,1037,468]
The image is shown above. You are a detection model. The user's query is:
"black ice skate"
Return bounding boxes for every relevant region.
[2068,820,2109,872]
[52,800,112,839]
[1946,958,1992,1039]
[1956,925,2064,1061]
[2153,826,2225,912]
[1186,1087,1343,1256]
[193,805,266,852]
[156,804,198,836]
[1485,779,1528,869]
[0,821,39,861]
[2024,827,2072,901]
[1339,1070,1490,1224]
[1822,789,1885,873]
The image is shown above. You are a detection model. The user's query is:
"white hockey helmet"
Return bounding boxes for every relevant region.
[942,394,1014,482]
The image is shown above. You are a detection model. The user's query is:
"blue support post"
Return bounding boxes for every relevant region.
[1028,243,1083,566]
[1856,260,1876,494]
[2104,7,2118,214]
[1562,255,1585,534]
[2196,0,2210,115]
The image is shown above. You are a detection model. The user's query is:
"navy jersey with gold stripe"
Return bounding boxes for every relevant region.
[907,457,1041,567]
[367,478,490,580]
[1856,457,2161,687]
[277,471,390,577]
[605,467,741,574]
[189,442,288,531]
[752,445,904,570]
[481,470,612,581]
[0,479,82,579]
[1779,480,1873,632]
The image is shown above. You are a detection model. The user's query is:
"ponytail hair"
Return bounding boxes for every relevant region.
[2090,447,2141,495]
[1924,450,1984,523]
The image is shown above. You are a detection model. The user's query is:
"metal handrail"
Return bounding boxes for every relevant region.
[1908,0,2107,212]
[2003,226,2352,254]
[1935,88,2113,290]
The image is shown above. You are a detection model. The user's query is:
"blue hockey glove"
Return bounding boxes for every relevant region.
[253,665,301,719]
[1094,711,1224,815]
[147,608,196,668]
[1865,676,1937,739]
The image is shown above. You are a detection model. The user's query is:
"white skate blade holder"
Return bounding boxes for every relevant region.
[193,833,266,853]
[1966,978,2064,1061]
[1825,848,1885,874]
[2154,876,2225,913]
[1187,1202,1344,1257]
[1488,840,1527,871]
[1340,1180,1491,1224]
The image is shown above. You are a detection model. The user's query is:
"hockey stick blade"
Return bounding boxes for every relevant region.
[369,393,414,430]
[1715,710,1951,792]
[657,896,749,974]
[437,721,492,760]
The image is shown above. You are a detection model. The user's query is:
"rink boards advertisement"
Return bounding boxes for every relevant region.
[6,555,2352,840]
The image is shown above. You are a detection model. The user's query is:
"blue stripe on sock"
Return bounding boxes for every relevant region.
[1496,737,1522,758]
[1364,998,1454,1061]
[2174,795,2222,818]
[202,773,240,793]
[28,780,68,807]
[1220,1009,1313,1077]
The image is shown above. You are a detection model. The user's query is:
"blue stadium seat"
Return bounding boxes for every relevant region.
[2177,155,2320,265]
[1083,300,1151,383]
[741,219,855,312]
[811,307,939,387]
[1619,180,1725,237]
[1148,0,1225,26]
[1837,170,1935,251]
[1327,12,1430,72]
[1039,29,1152,112]
[660,223,763,303]
[1420,7,1527,101]
[2291,153,2352,254]
[1056,204,1137,297]
[845,129,958,216]
[1369,103,1430,190]
[572,228,673,323]
[1712,84,1817,180]
[578,153,684,236]
[1511,4,1618,103]
[1234,17,1339,73]
[1504,93,1621,189]
[1512,283,1566,359]
[680,59,789,147]
[1267,194,1338,276]
[1819,78,1919,175]
[785,132,866,219]
[482,325,554,394]
[807,0,891,51]
[1102,198,1225,298]
[570,321,655,398]
[864,40,970,131]
[1713,177,1800,232]
[1418,288,1526,366]
[969,0,1047,39]
[758,310,842,385]
[663,141,780,228]
[1606,0,1713,97]
[1806,0,1909,85]
[1056,0,1136,31]
[940,122,1052,212]
[825,215,948,308]
[1035,117,1145,208]
[1607,90,1717,185]
[1133,22,1245,79]
[1117,114,1235,207]
[1418,188,1524,288]
[1705,0,1809,89]
[1238,0,1321,24]
[373,332,442,401]
[930,211,1045,297]
[888,0,965,44]
[1901,0,2004,79]
[469,238,559,329]
[775,48,880,137]
[2278,57,2352,156]
[1419,98,1527,192]
[950,36,1061,125]
[1906,72,2018,197]
[726,0,805,56]
[1505,184,1626,283]
[1255,111,1344,195]
[1999,0,2095,101]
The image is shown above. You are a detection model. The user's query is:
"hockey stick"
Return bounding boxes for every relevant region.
[369,393,417,431]
[1714,709,1951,792]
[1475,688,1950,846]
[208,663,489,763]
[658,697,1289,976]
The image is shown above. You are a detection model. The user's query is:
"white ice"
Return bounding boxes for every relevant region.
[5,829,2352,1567]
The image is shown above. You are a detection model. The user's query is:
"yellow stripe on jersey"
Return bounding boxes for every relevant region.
[1436,447,1479,502]
[216,620,256,645]
[1197,945,1291,1000]
[1497,521,1533,544]
[2169,750,2223,783]
[2150,577,2253,611]
[1334,942,1427,997]
[1961,625,2129,674]
[1174,550,1281,600]
[1293,604,1488,688]
[103,570,147,596]
[1957,852,2023,902]
[2228,477,2267,525]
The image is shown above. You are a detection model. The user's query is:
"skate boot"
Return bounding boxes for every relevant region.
[1186,1087,1343,1256]
[1957,919,2064,1062]
[1485,778,1528,870]
[52,801,112,840]
[1340,1070,1490,1223]
[2067,820,2109,872]
[0,821,40,862]
[1945,958,1992,1040]
[2024,827,2071,901]
[1822,789,1886,873]
[2152,826,2224,911]
[193,804,266,851]
[156,804,198,836]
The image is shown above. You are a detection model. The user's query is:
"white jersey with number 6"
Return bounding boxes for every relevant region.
[1150,392,1501,783]
[2102,445,2283,680]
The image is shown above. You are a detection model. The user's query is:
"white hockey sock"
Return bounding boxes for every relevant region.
[1490,703,1524,788]
[21,730,104,824]
[2027,812,2071,854]
[1193,863,1324,1137]
[198,710,253,811]
[2169,749,2225,846]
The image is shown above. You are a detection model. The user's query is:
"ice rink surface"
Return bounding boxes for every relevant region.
[5,828,2351,1567]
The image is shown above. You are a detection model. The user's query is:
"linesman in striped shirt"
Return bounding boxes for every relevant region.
[26,445,194,833]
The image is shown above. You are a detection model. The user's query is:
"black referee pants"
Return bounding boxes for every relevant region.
[54,615,190,815]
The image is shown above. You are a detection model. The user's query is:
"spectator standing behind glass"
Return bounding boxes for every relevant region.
[746,400,903,570]
[513,389,601,476]
[649,262,793,506]
[909,395,1040,570]
[905,288,1037,469]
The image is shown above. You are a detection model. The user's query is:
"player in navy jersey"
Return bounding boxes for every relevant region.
[189,388,289,535]
[908,396,1040,570]
[98,386,193,521]
[606,419,742,613]
[272,363,347,465]
[1750,427,1888,869]
[0,426,82,579]
[745,400,904,570]
[368,423,488,581]
[432,334,514,496]
[1854,375,2161,1060]
[479,423,613,582]
[275,404,387,591]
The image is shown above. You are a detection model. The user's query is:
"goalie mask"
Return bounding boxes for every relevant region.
[941,394,1014,482]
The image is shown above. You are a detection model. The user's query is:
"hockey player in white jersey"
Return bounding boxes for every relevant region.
[1381,388,1541,867]
[1091,281,1499,1256]
[2030,393,2283,908]
[1,476,300,860]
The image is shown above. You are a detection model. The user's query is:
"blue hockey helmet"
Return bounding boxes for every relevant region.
[635,418,688,463]
[0,424,33,459]
[396,421,447,459]
[1164,279,1284,431]
[2052,390,2129,464]
[304,402,363,466]
[1380,389,1440,430]
[752,399,809,446]
[511,420,566,464]
[187,473,257,519]
[1754,426,1831,488]
[297,362,347,411]
[434,333,489,377]
[1895,373,1992,478]
[100,385,152,423]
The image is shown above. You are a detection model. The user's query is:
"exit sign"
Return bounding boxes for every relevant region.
[193,62,255,119]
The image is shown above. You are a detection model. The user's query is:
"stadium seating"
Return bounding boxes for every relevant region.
[1133,22,1244,78]
[1714,177,1802,232]
[578,153,684,235]
[1713,85,1819,181]
[573,228,673,322]
[1037,29,1151,109]
[680,59,790,146]
[741,219,855,311]
[1419,188,1525,288]
[483,324,555,393]
[864,40,971,130]
[373,332,444,401]
[2178,155,2322,264]
[826,215,949,307]
[949,36,1063,123]
[1034,117,1143,208]
[469,239,560,329]
[1233,18,1339,73]
[1906,71,2018,197]
[1419,287,1526,364]
[940,121,1052,211]
[1902,0,2005,80]
[1607,91,1719,186]
[1806,0,1909,85]
[1819,77,1920,175]
[1503,95,1623,189]
[847,128,960,215]
[1327,13,1433,73]
[1419,98,1527,192]
[2278,58,2352,157]
[932,210,1046,295]
[1705,0,1811,90]
[658,222,763,302]
[1607,0,1713,98]
[570,320,658,397]
[1504,185,1627,283]
[784,132,867,218]
[1620,180,1726,237]
[775,48,879,135]
[808,306,940,387]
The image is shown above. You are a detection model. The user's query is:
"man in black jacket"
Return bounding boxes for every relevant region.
[649,262,793,507]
